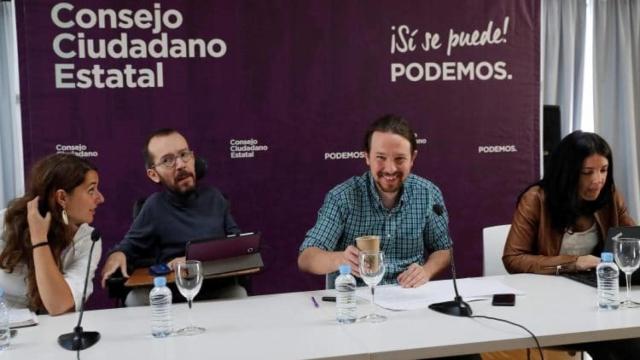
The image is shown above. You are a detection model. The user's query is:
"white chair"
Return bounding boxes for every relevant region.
[482,224,511,276]
[325,272,338,289]
[482,224,591,360]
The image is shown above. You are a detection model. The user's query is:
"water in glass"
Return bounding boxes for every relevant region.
[359,250,386,323]
[612,237,640,308]
[175,260,206,335]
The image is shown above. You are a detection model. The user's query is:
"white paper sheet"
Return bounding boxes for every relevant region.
[9,308,38,328]
[356,277,524,311]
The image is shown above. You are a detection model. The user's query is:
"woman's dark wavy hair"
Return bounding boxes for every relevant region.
[0,154,97,311]
[522,130,615,232]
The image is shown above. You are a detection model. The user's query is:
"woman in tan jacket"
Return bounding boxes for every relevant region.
[504,131,635,273]
[503,130,637,360]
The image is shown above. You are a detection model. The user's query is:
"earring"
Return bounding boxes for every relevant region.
[62,209,69,225]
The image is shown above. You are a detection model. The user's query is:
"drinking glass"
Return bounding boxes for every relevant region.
[359,250,386,323]
[175,260,205,335]
[612,237,640,308]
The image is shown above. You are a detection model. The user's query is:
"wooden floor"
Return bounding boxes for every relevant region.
[482,348,586,360]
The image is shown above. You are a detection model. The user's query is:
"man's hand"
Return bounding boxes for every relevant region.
[343,245,360,276]
[167,256,186,270]
[576,255,600,271]
[101,251,128,288]
[397,263,430,288]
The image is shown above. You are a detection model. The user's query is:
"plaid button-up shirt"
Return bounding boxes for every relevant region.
[300,171,452,284]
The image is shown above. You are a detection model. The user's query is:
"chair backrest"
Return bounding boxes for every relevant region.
[482,224,511,276]
[325,272,338,289]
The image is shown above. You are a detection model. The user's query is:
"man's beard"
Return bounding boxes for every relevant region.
[374,171,404,194]
[162,169,196,194]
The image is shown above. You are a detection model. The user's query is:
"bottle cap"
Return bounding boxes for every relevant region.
[339,264,351,275]
[601,252,614,262]
[153,276,167,287]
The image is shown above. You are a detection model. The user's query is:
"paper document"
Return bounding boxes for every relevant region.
[356,277,524,311]
[9,308,38,328]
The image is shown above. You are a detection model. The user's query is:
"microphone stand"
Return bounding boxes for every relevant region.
[428,205,472,317]
[58,229,101,351]
[428,247,472,316]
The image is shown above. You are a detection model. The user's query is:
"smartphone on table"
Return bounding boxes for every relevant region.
[149,263,171,276]
[492,293,516,306]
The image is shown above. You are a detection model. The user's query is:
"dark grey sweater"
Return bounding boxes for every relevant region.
[113,186,240,264]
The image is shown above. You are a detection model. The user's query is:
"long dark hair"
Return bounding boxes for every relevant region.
[522,130,614,232]
[0,154,97,311]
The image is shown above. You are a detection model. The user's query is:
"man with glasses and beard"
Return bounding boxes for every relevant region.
[101,129,245,306]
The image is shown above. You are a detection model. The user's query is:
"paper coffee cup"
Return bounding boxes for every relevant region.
[356,235,380,252]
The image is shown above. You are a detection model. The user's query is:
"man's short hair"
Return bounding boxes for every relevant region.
[143,128,180,169]
[363,114,417,153]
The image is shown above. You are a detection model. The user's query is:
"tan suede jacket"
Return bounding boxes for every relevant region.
[503,185,635,274]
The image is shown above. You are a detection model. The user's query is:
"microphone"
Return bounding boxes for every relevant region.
[428,204,473,317]
[58,228,101,351]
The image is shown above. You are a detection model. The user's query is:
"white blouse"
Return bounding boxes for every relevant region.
[0,209,102,311]
[559,222,599,256]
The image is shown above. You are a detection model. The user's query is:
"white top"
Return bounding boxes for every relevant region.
[0,209,102,311]
[559,222,599,256]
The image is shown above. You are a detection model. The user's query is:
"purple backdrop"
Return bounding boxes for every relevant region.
[15,0,540,309]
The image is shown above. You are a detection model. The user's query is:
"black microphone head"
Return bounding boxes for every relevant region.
[90,229,101,242]
[432,204,444,216]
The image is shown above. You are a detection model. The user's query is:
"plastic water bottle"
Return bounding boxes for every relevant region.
[0,288,10,350]
[597,252,619,310]
[335,264,357,324]
[150,276,173,337]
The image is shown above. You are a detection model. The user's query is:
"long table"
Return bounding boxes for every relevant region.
[8,274,640,359]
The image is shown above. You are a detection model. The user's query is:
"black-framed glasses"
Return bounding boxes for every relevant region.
[152,150,194,169]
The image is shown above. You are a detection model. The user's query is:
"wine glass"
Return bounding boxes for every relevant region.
[359,250,386,323]
[175,260,205,335]
[612,237,640,308]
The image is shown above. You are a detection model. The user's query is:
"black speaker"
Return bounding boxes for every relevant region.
[543,105,561,171]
